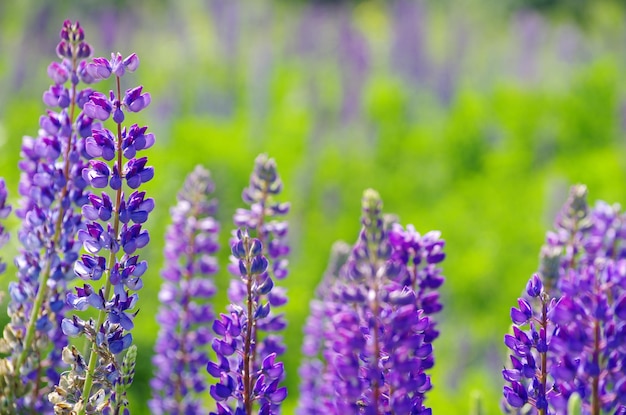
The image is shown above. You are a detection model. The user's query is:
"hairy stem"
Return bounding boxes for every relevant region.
[247,180,269,389]
[365,216,382,414]
[243,236,254,415]
[539,298,548,415]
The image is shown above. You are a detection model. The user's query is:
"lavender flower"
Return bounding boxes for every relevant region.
[0,20,95,413]
[49,47,154,415]
[149,166,219,414]
[207,155,289,414]
[503,185,626,414]
[298,189,442,414]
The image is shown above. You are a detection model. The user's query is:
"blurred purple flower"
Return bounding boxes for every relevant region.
[503,185,626,414]
[389,0,430,86]
[1,19,94,413]
[149,166,219,414]
[337,12,370,123]
[298,189,439,414]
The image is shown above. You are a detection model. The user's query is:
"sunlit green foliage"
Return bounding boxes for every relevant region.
[1,0,626,413]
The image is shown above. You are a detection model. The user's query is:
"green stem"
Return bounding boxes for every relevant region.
[249,180,269,379]
[243,236,254,415]
[539,297,548,415]
[591,318,600,415]
[591,264,602,415]
[370,280,382,415]
[364,208,381,414]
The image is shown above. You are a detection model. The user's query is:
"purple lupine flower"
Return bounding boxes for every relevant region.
[337,12,370,123]
[50,44,154,414]
[207,0,240,64]
[208,229,287,415]
[0,20,95,412]
[502,274,564,414]
[389,0,430,86]
[208,155,289,415]
[296,241,351,415]
[230,154,290,369]
[503,184,626,414]
[149,166,219,414]
[299,189,438,414]
[388,223,445,343]
[548,199,626,414]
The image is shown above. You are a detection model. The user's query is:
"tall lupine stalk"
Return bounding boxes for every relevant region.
[502,184,626,414]
[48,50,154,414]
[207,154,288,415]
[149,166,219,414]
[296,241,351,415]
[502,274,559,414]
[298,189,444,414]
[231,154,290,377]
[0,20,96,413]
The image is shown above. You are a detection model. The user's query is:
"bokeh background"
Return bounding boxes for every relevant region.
[1,0,626,413]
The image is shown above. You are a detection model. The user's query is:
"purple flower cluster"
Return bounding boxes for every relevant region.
[208,229,287,415]
[503,185,626,414]
[233,153,290,283]
[232,154,290,364]
[48,36,153,414]
[0,20,95,412]
[297,189,445,414]
[150,166,219,414]
[502,274,556,413]
[297,241,351,415]
[207,154,289,415]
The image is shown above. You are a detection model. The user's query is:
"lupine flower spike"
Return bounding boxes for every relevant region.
[0,20,94,413]
[502,274,558,414]
[298,189,443,414]
[503,184,626,414]
[296,241,351,415]
[230,153,290,364]
[149,166,219,414]
[548,194,626,414]
[49,44,154,414]
[207,154,289,415]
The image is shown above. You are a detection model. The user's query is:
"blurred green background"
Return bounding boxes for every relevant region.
[1,0,626,413]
